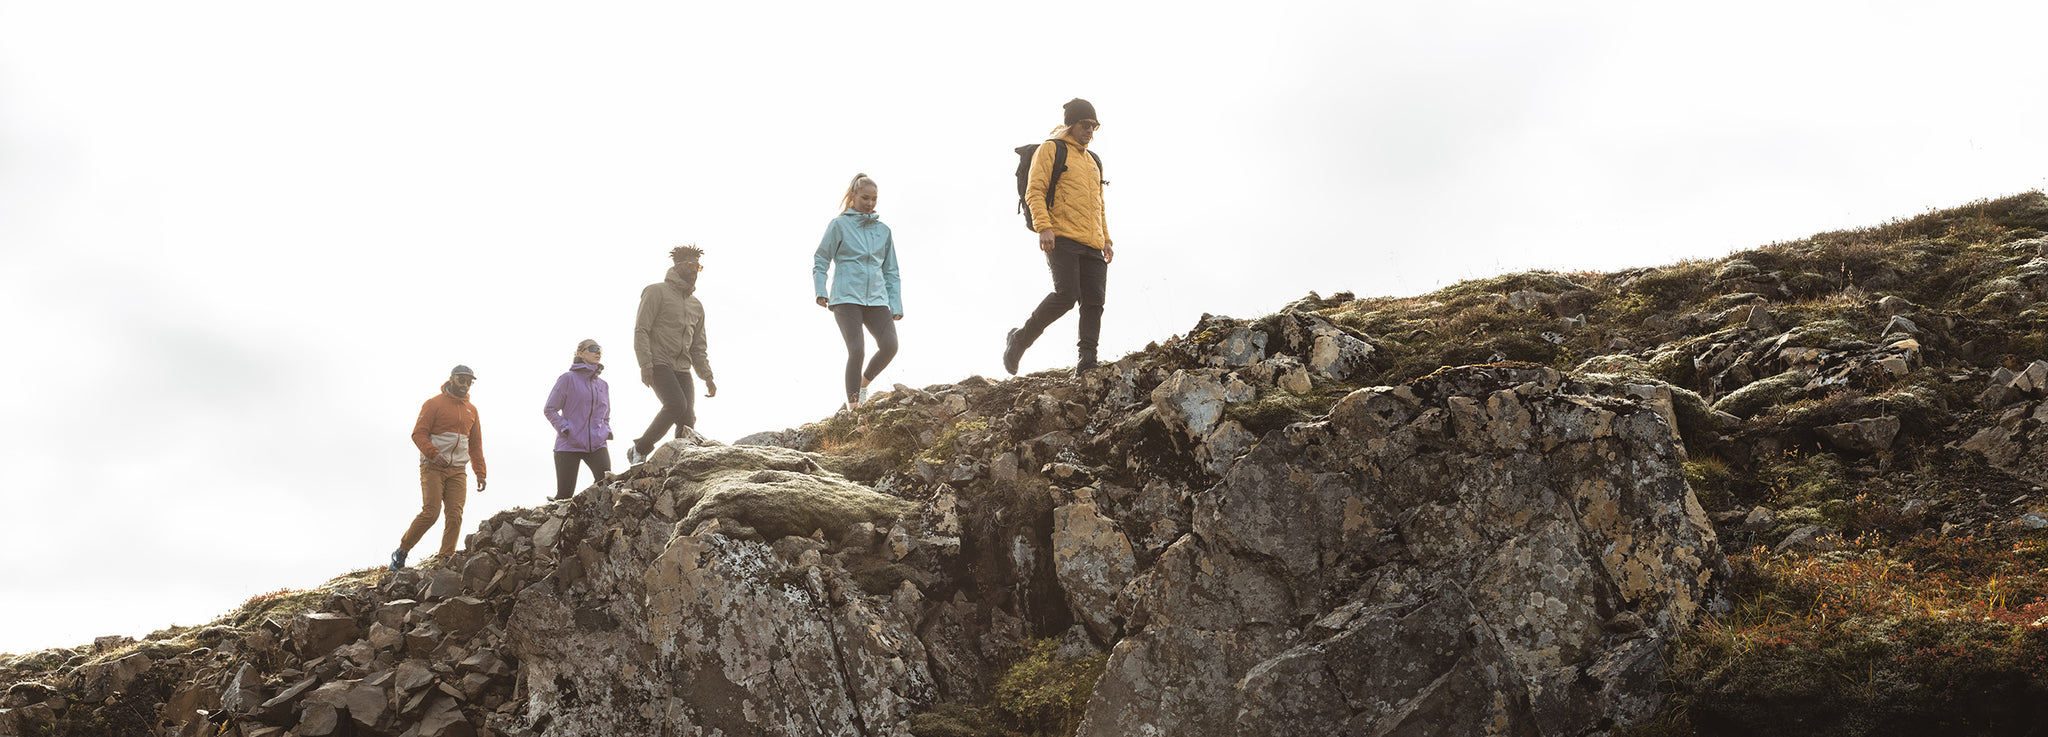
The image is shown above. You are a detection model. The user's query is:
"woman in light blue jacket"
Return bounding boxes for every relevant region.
[813,173,903,412]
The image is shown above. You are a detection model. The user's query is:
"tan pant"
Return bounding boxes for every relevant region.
[400,464,468,556]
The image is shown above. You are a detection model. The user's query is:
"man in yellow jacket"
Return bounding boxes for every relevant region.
[392,365,486,570]
[1004,98,1113,376]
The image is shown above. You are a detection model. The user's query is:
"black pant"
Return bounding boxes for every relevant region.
[1015,237,1108,358]
[634,366,695,455]
[833,303,899,403]
[553,449,612,499]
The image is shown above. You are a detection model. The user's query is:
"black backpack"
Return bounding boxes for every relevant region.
[1014,140,1103,232]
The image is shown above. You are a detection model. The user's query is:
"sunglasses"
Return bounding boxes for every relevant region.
[581,345,602,353]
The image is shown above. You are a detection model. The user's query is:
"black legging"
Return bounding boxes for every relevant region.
[553,449,612,500]
[833,303,898,403]
[633,366,695,455]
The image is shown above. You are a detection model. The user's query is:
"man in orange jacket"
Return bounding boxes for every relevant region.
[391,365,487,570]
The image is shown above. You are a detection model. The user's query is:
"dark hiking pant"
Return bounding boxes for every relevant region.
[634,366,695,455]
[1014,237,1108,361]
[553,449,612,500]
[833,303,899,404]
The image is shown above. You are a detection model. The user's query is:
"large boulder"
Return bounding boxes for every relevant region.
[1077,365,1721,736]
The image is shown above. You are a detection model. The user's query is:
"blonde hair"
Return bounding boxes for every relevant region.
[838,173,877,213]
[573,338,599,364]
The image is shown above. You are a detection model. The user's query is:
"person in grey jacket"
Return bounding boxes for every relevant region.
[629,245,716,464]
[813,173,903,412]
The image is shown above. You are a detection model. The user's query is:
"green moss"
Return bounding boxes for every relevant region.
[1763,452,1847,507]
[1224,387,1353,435]
[1684,457,1735,511]
[908,703,1000,737]
[992,638,1109,736]
[1712,370,1813,419]
[920,417,989,466]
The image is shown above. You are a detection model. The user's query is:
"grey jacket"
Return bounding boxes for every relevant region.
[633,266,714,378]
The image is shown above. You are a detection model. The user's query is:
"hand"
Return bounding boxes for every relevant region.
[430,453,453,467]
[476,477,488,493]
[1038,229,1055,252]
[641,367,654,387]
[704,379,718,398]
[606,432,614,440]
[559,428,570,437]
[893,313,903,321]
[1103,244,1115,264]
[816,297,829,308]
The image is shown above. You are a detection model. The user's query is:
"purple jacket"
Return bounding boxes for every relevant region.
[543,363,611,453]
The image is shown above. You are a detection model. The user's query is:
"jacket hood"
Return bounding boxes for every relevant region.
[570,361,603,375]
[843,208,882,227]
[664,265,697,298]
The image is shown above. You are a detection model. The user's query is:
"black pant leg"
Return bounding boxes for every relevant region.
[1017,240,1083,346]
[636,366,692,452]
[553,451,580,499]
[1077,246,1108,354]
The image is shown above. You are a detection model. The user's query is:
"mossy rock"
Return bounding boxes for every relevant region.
[1712,370,1813,419]
[672,447,914,541]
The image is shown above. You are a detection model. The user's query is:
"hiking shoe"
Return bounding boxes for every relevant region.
[389,548,407,571]
[858,385,870,405]
[1003,329,1024,375]
[627,445,646,465]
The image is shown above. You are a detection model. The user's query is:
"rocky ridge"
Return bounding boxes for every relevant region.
[9,192,2048,736]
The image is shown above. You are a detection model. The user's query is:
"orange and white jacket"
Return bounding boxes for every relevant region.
[412,387,485,477]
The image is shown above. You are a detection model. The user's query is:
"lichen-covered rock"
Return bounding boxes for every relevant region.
[1077,365,1720,736]
[1051,492,1140,644]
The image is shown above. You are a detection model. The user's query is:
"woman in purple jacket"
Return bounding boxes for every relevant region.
[543,339,612,500]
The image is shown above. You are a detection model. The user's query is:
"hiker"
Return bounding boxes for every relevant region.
[629,245,717,464]
[543,339,612,501]
[1004,98,1113,376]
[392,365,487,570]
[813,173,903,412]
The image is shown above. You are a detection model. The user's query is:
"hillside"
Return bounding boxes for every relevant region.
[5,193,2048,736]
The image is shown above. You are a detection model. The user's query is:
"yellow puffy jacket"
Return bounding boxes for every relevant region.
[1024,134,1111,250]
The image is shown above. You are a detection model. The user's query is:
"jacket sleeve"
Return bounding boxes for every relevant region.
[1026,141,1058,234]
[633,284,659,370]
[543,373,571,435]
[468,407,485,479]
[883,229,903,316]
[411,398,439,458]
[689,313,714,381]
[814,220,837,301]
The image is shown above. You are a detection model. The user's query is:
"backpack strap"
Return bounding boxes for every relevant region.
[1045,140,1070,218]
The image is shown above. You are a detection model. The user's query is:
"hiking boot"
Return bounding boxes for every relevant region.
[389,548,407,571]
[1003,329,1025,375]
[1074,358,1098,376]
[627,445,647,465]
[858,385,870,405]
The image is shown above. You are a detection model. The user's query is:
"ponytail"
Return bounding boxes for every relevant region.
[838,173,877,213]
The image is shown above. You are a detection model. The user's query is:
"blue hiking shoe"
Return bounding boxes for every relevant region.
[627,445,647,465]
[389,548,407,571]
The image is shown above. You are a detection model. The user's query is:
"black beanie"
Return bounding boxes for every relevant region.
[1063,98,1099,126]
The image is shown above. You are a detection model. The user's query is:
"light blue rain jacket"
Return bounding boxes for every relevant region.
[813,209,903,315]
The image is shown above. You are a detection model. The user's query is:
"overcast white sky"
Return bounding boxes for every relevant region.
[4,1,2045,655]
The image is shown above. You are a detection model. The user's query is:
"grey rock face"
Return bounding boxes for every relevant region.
[1077,365,1720,736]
